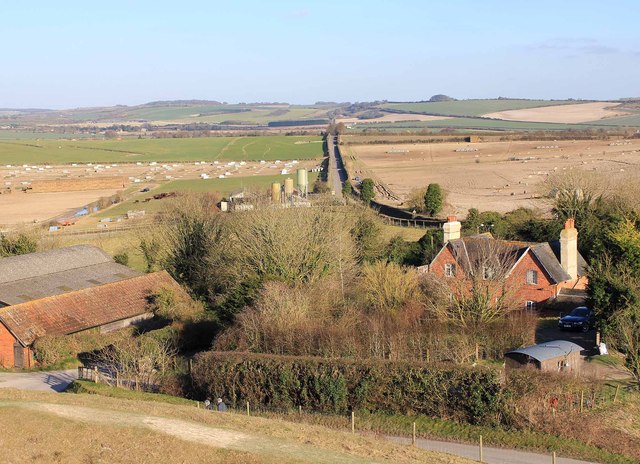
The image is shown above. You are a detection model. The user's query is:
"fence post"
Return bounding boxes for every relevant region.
[189,358,193,374]
[299,405,302,416]
[94,366,99,384]
[552,451,557,464]
[351,411,355,434]
[412,422,416,446]
[77,366,82,380]
[246,401,250,417]
[580,391,584,413]
[479,435,483,463]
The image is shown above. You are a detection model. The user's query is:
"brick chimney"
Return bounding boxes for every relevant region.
[443,215,461,242]
[560,218,578,280]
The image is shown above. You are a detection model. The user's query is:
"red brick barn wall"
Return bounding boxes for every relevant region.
[0,323,17,368]
[507,252,557,307]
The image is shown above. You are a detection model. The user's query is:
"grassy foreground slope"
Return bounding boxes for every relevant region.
[380,99,580,117]
[0,135,323,164]
[0,388,472,464]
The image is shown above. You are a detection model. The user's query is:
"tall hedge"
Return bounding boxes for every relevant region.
[191,352,503,425]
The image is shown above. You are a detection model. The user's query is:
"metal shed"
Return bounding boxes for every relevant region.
[505,340,583,374]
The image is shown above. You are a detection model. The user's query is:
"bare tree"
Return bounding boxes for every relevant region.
[433,238,521,330]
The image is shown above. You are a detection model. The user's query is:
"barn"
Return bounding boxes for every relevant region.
[0,245,185,368]
[505,340,583,374]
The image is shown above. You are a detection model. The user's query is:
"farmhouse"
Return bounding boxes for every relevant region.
[0,245,185,368]
[428,217,587,309]
[505,340,583,374]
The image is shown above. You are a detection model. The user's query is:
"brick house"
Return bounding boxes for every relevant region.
[0,245,187,368]
[428,217,587,309]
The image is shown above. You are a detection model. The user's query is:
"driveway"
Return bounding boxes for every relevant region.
[0,369,77,392]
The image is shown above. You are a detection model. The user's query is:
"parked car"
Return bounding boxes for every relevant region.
[558,306,592,332]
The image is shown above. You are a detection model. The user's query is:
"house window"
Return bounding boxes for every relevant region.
[526,270,538,285]
[444,263,455,277]
[525,300,536,311]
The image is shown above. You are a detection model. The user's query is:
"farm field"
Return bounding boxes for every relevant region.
[336,114,451,125]
[483,102,630,124]
[0,135,324,164]
[346,138,640,215]
[344,117,629,132]
[3,103,335,126]
[0,131,95,140]
[96,171,319,219]
[380,99,581,117]
[0,189,120,226]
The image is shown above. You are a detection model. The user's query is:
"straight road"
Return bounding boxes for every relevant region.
[0,369,77,392]
[327,135,347,198]
[387,436,595,464]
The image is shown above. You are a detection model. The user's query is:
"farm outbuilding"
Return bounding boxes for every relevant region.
[505,340,583,374]
[0,245,187,368]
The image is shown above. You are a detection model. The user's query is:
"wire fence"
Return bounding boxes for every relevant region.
[76,363,626,463]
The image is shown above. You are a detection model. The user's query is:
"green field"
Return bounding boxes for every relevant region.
[380,99,582,117]
[0,135,324,164]
[6,103,333,125]
[0,131,94,140]
[96,172,319,218]
[347,117,633,132]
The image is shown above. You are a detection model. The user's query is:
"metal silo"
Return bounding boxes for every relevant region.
[284,177,294,199]
[296,168,308,197]
[271,182,281,203]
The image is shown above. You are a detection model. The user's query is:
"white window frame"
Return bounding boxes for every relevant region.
[444,262,455,277]
[526,269,538,286]
[525,300,536,311]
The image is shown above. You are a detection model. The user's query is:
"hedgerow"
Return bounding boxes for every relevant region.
[191,351,503,425]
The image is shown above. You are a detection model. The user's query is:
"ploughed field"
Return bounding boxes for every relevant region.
[346,138,640,214]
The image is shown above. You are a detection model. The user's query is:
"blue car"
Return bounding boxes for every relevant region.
[558,306,592,332]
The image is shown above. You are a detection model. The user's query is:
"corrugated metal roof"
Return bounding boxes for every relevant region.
[506,340,583,362]
[0,245,113,285]
[0,262,141,305]
[0,271,185,346]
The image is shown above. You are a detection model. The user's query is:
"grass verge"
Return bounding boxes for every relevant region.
[66,380,635,464]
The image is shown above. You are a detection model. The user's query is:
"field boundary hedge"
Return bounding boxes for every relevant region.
[191,351,503,425]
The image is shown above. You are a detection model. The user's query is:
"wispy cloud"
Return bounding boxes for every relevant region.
[527,37,619,55]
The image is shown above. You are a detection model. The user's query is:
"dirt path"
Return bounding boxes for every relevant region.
[3,401,391,464]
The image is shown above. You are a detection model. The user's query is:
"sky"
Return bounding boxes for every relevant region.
[1,0,639,108]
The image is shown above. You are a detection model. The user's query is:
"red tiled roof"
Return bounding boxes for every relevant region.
[0,271,186,346]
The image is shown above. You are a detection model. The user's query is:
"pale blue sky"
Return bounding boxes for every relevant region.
[1,0,638,108]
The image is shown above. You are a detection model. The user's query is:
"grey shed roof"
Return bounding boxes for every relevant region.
[0,245,142,306]
[0,262,141,305]
[0,245,113,284]
[506,340,584,362]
